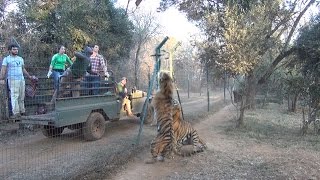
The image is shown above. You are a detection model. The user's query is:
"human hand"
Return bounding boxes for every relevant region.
[31,75,38,81]
[47,71,52,78]
[105,72,110,78]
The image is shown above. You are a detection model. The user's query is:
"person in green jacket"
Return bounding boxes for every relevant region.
[51,46,92,102]
[117,77,133,117]
[47,45,73,90]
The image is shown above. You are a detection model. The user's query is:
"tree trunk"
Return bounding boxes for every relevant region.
[288,93,291,111]
[237,97,245,128]
[301,121,309,136]
[245,72,256,110]
[235,72,257,128]
[134,42,142,88]
[292,94,298,112]
[301,107,319,135]
[288,93,299,112]
[0,83,9,120]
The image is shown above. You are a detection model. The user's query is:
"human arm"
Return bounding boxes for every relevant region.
[49,54,57,70]
[47,55,56,78]
[0,57,8,80]
[117,83,127,98]
[48,65,53,71]
[22,66,33,79]
[47,66,53,78]
[0,65,7,80]
[100,56,109,77]
[75,51,86,60]
[66,55,73,66]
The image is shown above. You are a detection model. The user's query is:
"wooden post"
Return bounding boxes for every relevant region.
[0,83,9,121]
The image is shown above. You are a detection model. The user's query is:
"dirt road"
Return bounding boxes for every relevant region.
[0,92,223,179]
[3,90,318,179]
[113,100,320,180]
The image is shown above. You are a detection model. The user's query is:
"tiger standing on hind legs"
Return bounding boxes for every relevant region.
[145,72,207,164]
[146,72,176,164]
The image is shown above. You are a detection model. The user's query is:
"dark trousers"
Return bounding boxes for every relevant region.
[85,75,100,95]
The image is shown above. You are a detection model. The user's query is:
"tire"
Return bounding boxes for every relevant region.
[83,112,106,141]
[42,126,64,138]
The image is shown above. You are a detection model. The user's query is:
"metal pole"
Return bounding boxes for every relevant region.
[224,70,226,103]
[187,74,190,98]
[207,64,209,112]
[136,36,169,145]
[155,36,169,90]
[200,69,202,96]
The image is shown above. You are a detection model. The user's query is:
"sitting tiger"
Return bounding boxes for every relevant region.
[172,99,207,156]
[146,72,175,164]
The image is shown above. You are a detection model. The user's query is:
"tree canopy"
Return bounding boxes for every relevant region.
[1,0,134,69]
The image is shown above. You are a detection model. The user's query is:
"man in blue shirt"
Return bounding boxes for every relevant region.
[0,44,36,119]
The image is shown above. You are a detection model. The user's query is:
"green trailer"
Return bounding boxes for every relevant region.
[20,75,149,141]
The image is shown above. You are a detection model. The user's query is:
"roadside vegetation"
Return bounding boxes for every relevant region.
[226,103,320,151]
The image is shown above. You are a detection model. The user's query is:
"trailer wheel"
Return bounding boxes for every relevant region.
[83,112,106,141]
[42,126,64,137]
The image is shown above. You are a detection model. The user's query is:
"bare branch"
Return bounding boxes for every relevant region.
[283,0,316,51]
[258,47,296,84]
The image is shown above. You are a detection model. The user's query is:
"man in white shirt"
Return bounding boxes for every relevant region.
[0,44,36,119]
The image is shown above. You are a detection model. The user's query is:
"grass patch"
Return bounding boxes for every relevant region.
[224,103,320,150]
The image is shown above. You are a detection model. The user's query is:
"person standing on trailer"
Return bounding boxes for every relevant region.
[47,45,73,91]
[0,44,37,119]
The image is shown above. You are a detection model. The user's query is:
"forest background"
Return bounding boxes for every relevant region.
[0,0,319,132]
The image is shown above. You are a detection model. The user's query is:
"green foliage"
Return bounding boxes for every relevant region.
[225,104,320,150]
[282,68,304,98]
[296,14,320,77]
[5,0,134,69]
[295,13,320,110]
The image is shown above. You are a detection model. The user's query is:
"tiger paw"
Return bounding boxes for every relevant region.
[167,152,176,159]
[156,155,164,162]
[194,145,206,153]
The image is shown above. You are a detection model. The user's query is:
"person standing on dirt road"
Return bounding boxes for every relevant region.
[117,77,134,117]
[0,44,37,119]
[47,45,73,91]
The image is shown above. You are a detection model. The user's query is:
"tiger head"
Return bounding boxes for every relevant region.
[172,99,182,123]
[159,72,173,97]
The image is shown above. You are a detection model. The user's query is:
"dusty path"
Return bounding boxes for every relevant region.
[113,104,320,180]
[2,91,319,179]
[0,92,223,179]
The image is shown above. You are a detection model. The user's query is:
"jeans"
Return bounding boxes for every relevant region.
[51,68,81,102]
[8,79,25,115]
[85,75,100,95]
[52,70,64,90]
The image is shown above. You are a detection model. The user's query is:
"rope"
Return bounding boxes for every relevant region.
[172,74,185,121]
